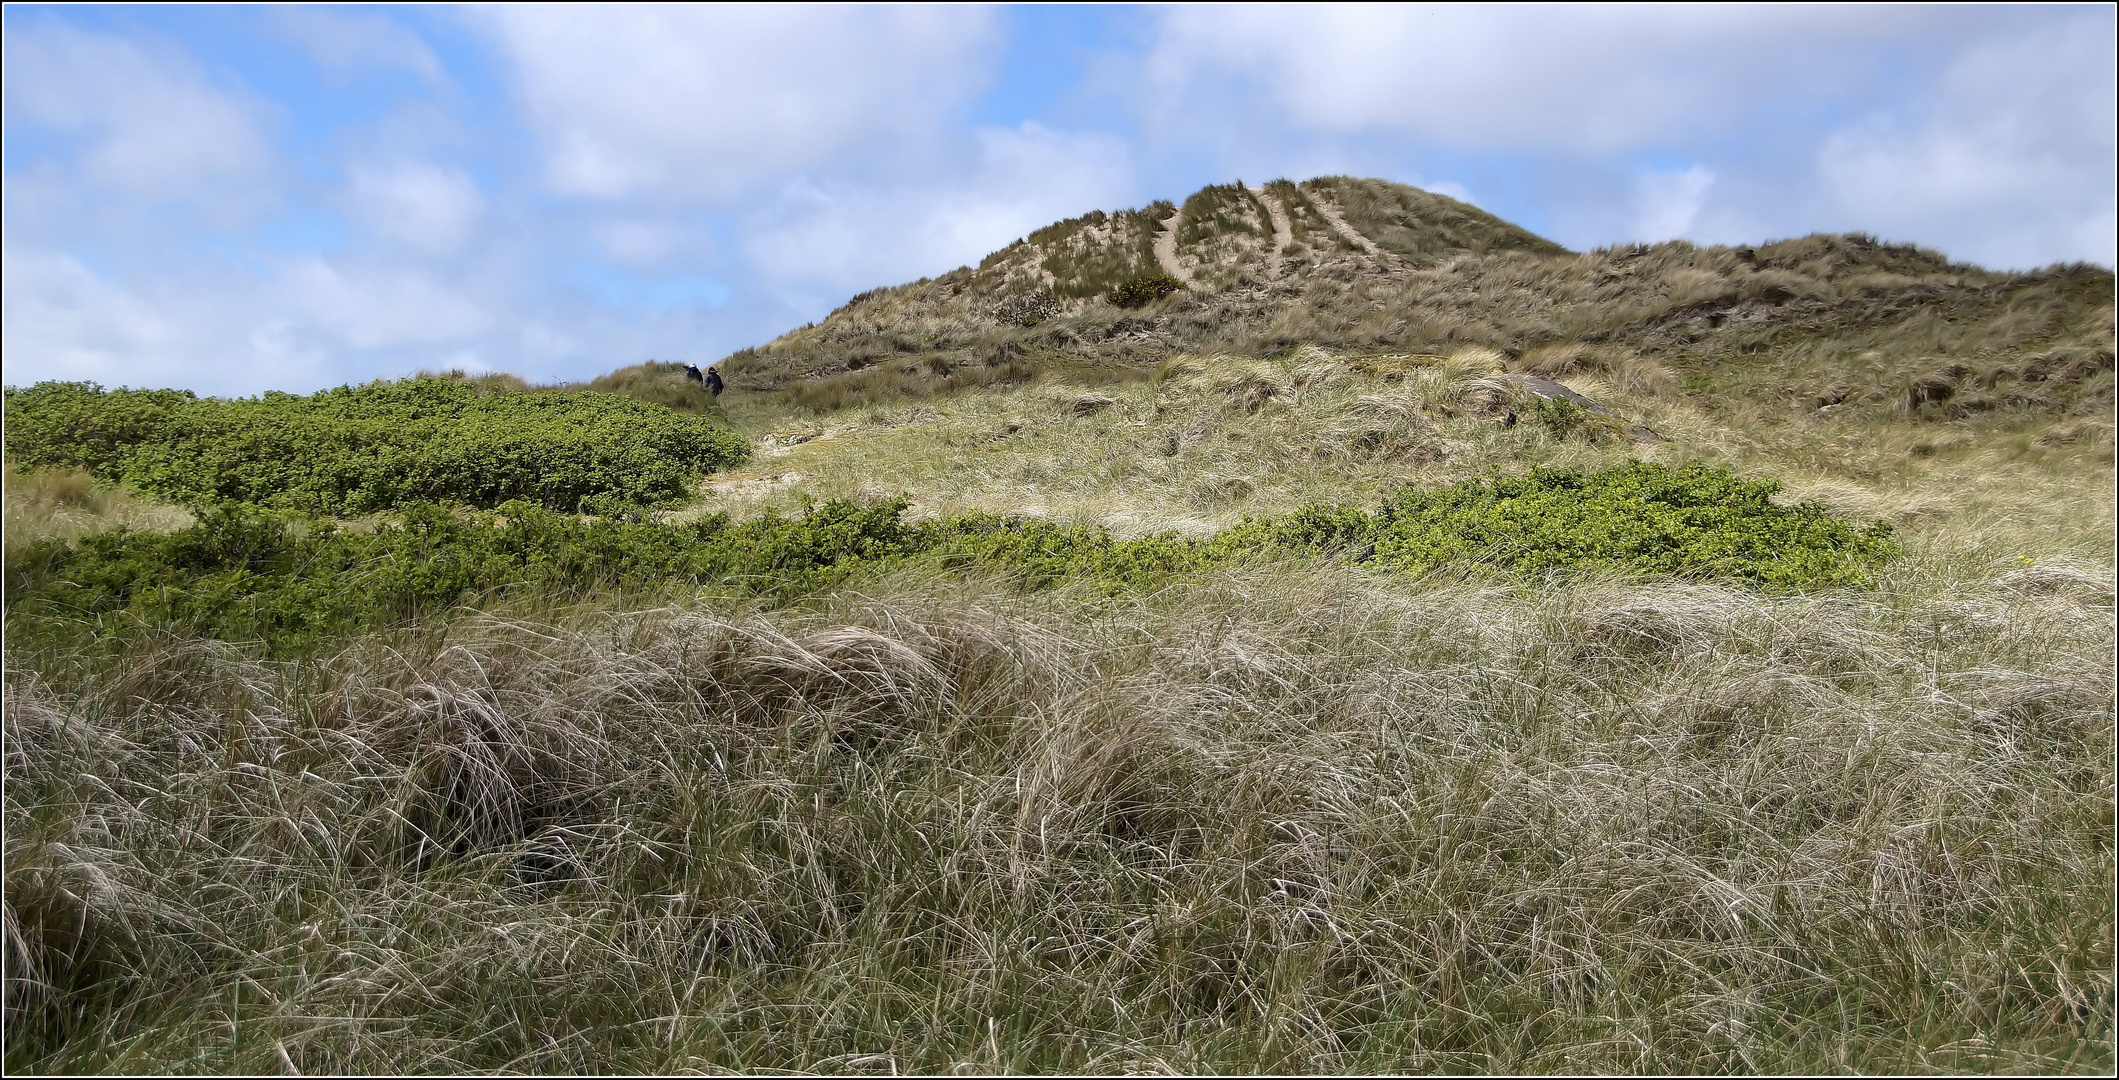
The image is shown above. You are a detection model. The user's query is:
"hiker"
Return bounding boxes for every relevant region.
[705,366,725,396]
[684,363,705,383]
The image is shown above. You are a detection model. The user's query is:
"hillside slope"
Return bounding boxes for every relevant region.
[721,177,2114,429]
[5,178,2113,1076]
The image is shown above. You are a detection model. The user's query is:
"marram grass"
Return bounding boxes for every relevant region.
[5,554,2111,1073]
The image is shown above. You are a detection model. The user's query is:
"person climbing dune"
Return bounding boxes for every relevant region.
[684,363,705,383]
[705,366,724,396]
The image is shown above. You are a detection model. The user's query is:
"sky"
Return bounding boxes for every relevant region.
[4,4,2114,397]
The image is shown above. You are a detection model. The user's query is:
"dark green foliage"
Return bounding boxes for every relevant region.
[3,378,751,514]
[0,383,198,476]
[1109,274,1183,309]
[4,498,925,654]
[5,463,1896,656]
[1355,461,1899,589]
[1525,396,1613,442]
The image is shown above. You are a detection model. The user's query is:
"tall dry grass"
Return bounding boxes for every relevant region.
[6,552,2112,1072]
[727,175,2112,436]
[2,466,192,556]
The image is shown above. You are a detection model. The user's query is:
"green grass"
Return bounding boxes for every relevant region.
[1176,182,1268,249]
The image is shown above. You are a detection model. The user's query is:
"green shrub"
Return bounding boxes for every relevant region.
[2,378,751,514]
[1525,395,1618,442]
[1108,273,1183,309]
[5,463,1896,656]
[1359,460,1898,590]
[4,498,924,654]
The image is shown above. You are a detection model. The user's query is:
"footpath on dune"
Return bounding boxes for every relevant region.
[1152,205,1198,287]
[1255,185,1295,277]
[1310,189,1390,261]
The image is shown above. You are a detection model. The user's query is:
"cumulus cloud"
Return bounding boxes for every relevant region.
[1146,5,1913,153]
[2,239,502,396]
[350,161,486,255]
[1816,15,2116,268]
[7,6,2108,402]
[281,258,492,350]
[1144,6,2112,267]
[742,123,1135,294]
[1632,165,1715,243]
[272,7,446,88]
[2,23,278,222]
[1,247,196,389]
[1421,180,1477,207]
[479,6,997,200]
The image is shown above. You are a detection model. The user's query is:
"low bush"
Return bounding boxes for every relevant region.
[993,291,1064,327]
[5,463,1896,656]
[2,377,751,514]
[1108,273,1183,309]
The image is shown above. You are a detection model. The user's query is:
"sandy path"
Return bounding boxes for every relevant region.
[1308,192,1387,259]
[1152,207,1197,287]
[1255,188,1293,277]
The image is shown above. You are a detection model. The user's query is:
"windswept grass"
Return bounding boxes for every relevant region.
[1,466,191,557]
[565,361,729,416]
[1303,176,1569,264]
[6,552,2111,1073]
[5,174,2111,1074]
[726,177,2113,431]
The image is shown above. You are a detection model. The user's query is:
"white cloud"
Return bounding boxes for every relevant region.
[479,6,997,200]
[350,161,486,255]
[1144,6,2112,268]
[1632,165,1715,242]
[272,7,447,87]
[282,258,491,350]
[1146,5,1915,153]
[1,24,277,219]
[2,243,496,396]
[1,247,194,389]
[1421,180,1477,207]
[743,123,1135,293]
[1816,16,2116,268]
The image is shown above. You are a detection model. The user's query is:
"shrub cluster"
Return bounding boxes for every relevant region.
[2,378,751,514]
[1108,273,1183,309]
[992,290,1063,327]
[6,463,1896,655]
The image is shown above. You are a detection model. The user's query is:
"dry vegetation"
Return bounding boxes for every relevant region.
[4,174,2113,1074]
[2,465,192,555]
[719,181,2113,457]
[6,551,2111,1073]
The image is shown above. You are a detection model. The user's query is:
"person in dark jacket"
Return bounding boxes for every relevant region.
[705,366,725,396]
[684,363,705,382]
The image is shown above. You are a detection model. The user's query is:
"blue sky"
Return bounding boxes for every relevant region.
[5,4,2113,396]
